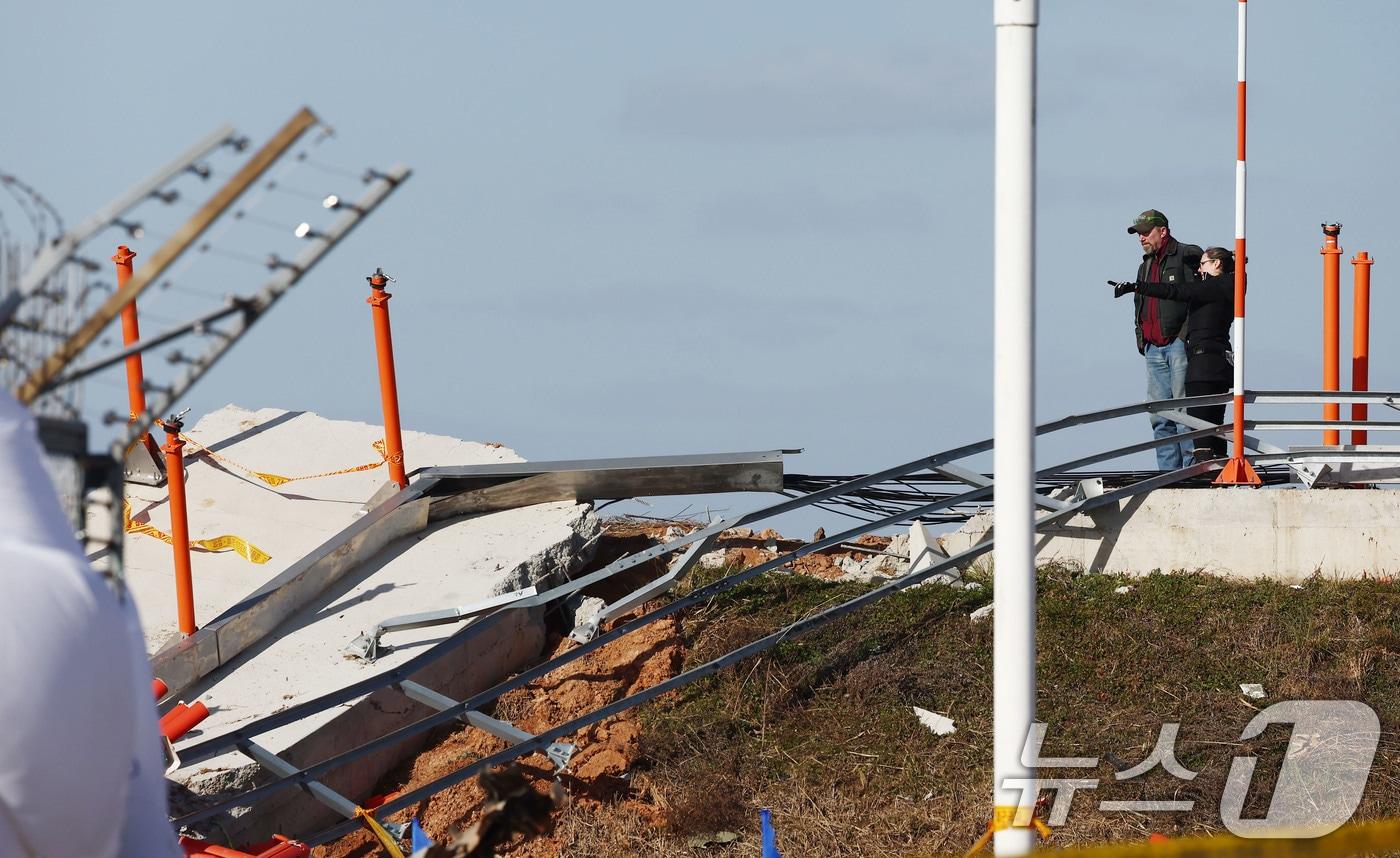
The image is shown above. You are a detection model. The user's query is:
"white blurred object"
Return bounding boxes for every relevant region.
[0,391,181,858]
[913,707,957,736]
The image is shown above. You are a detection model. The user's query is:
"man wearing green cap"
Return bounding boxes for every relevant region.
[1126,209,1202,470]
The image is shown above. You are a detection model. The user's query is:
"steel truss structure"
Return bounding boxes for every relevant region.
[162,389,1400,847]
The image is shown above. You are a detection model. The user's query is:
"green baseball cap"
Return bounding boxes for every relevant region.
[1128,209,1169,235]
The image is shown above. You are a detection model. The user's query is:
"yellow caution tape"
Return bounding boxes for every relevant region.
[123,500,271,565]
[958,815,1400,858]
[966,805,1052,855]
[355,806,406,858]
[178,433,388,488]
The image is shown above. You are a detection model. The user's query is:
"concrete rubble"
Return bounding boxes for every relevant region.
[696,527,912,582]
[121,405,600,844]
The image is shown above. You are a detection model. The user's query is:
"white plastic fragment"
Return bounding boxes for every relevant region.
[970,604,994,623]
[913,707,957,736]
[1114,585,1134,594]
[1240,683,1266,699]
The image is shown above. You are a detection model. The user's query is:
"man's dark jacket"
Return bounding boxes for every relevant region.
[1134,273,1235,384]
[1133,236,1203,353]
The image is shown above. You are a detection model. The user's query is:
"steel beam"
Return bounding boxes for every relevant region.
[934,463,1068,512]
[570,525,728,643]
[422,450,787,518]
[395,679,575,771]
[345,585,538,662]
[17,108,318,403]
[0,123,236,332]
[111,163,411,449]
[52,297,249,387]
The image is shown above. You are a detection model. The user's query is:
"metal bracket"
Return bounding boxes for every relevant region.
[1073,477,1104,502]
[124,436,167,486]
[358,479,402,515]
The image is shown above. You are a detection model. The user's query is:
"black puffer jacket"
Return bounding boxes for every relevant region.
[1133,273,1237,383]
[1133,237,1203,353]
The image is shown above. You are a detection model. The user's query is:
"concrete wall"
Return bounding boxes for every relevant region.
[941,487,1400,580]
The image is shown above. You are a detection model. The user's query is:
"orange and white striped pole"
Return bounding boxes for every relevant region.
[1351,251,1374,444]
[1217,0,1261,486]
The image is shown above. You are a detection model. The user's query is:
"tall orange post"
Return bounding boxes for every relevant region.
[161,415,197,635]
[1322,223,1342,445]
[367,268,407,489]
[114,245,160,458]
[1351,251,1374,445]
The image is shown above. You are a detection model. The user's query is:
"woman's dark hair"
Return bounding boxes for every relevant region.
[1203,246,1235,272]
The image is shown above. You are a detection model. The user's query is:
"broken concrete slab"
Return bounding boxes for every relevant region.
[120,405,600,844]
[121,405,525,650]
[941,486,1400,580]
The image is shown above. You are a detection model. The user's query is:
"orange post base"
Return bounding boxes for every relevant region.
[1214,455,1262,486]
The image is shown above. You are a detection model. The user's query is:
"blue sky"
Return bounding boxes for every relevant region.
[5,2,1400,524]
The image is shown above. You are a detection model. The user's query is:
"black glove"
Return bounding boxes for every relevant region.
[1108,280,1136,298]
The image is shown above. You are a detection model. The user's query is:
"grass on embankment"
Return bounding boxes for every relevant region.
[586,566,1400,856]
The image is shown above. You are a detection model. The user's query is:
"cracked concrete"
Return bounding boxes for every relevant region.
[128,406,599,845]
[941,486,1400,580]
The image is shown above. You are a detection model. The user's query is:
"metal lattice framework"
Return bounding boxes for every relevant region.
[162,389,1400,846]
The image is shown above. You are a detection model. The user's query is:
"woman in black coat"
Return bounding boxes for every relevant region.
[1113,247,1236,463]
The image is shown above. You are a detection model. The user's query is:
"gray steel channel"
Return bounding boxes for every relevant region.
[170,425,1219,830]
[301,461,1215,847]
[395,679,575,771]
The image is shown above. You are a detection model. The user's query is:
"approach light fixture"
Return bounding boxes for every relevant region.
[114,219,145,240]
[322,194,363,213]
[293,222,322,240]
[187,163,212,180]
[150,189,180,204]
[224,135,251,152]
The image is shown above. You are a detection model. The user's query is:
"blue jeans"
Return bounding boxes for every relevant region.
[1145,340,1191,470]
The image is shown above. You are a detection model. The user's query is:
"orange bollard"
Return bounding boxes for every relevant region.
[178,836,267,858]
[1322,224,1342,445]
[162,415,198,635]
[115,246,147,422]
[366,268,407,489]
[248,836,311,858]
[159,700,210,742]
[1352,251,1374,445]
[159,702,189,731]
[153,678,169,701]
[114,245,162,459]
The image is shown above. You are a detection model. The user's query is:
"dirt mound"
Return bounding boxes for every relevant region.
[313,614,685,857]
[314,518,900,856]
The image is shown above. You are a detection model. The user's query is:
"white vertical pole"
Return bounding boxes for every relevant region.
[993,0,1037,854]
